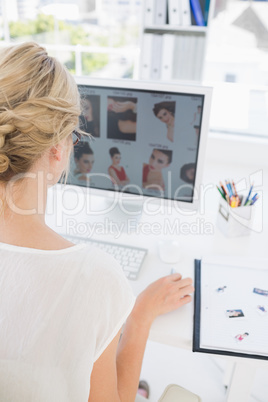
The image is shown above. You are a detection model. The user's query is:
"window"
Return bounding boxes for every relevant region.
[0,0,141,79]
[1,0,267,139]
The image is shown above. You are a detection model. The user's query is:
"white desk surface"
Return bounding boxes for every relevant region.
[45,158,268,402]
[46,160,268,355]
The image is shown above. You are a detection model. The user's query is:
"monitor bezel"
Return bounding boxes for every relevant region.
[67,76,213,212]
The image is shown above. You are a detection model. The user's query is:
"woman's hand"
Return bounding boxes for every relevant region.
[132,274,194,327]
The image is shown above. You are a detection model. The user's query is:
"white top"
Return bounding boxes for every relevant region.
[0,242,135,402]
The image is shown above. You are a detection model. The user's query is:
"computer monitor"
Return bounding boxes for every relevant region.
[66,77,212,212]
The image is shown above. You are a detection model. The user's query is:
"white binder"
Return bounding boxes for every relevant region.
[144,0,155,26]
[151,34,163,80]
[181,0,191,25]
[154,0,167,25]
[160,34,175,80]
[168,0,181,25]
[173,34,184,79]
[140,33,154,80]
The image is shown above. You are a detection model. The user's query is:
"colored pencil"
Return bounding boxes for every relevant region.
[217,186,225,200]
[244,183,254,205]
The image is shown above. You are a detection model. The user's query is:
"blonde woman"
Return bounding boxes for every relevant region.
[0,42,194,402]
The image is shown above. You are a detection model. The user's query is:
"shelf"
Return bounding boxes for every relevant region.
[140,0,214,81]
[144,25,208,33]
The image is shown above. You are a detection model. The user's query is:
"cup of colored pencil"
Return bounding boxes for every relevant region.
[217,180,257,237]
[217,180,259,208]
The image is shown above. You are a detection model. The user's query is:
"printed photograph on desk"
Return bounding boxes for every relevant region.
[253,287,268,297]
[256,305,267,316]
[107,96,137,141]
[233,331,250,343]
[225,309,245,319]
[79,94,100,138]
[215,285,227,294]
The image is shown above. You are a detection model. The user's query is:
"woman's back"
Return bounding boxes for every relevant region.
[0,242,134,402]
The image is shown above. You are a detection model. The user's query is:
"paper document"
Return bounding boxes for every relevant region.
[193,257,268,360]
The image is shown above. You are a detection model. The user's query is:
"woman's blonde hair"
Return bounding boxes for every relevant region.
[0,42,81,182]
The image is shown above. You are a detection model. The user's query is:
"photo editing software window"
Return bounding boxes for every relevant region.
[67,84,204,203]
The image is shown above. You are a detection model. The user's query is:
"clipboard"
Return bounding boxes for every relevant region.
[193,258,268,361]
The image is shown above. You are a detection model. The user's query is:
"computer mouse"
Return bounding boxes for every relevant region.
[158,239,182,264]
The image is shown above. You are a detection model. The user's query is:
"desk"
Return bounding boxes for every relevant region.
[46,160,268,401]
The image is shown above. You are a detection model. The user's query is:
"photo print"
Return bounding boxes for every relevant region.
[226,309,245,319]
[79,95,100,137]
[107,96,137,141]
[152,101,176,143]
[142,148,172,193]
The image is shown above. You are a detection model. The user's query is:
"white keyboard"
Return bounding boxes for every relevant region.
[64,234,147,280]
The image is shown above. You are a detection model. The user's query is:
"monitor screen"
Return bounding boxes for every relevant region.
[66,78,212,209]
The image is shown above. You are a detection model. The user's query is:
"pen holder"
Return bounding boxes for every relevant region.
[217,197,255,237]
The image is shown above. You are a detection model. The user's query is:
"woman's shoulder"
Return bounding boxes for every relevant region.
[72,245,134,313]
[69,244,128,283]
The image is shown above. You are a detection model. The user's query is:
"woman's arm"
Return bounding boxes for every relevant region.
[166,125,174,142]
[123,175,130,186]
[116,274,192,400]
[121,168,130,186]
[166,116,174,142]
[88,330,122,402]
[108,167,121,186]
[89,274,194,402]
[118,120,136,134]
[110,101,136,114]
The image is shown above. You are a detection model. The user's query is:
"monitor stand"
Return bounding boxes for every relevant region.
[76,189,144,233]
[102,195,143,233]
[47,186,144,236]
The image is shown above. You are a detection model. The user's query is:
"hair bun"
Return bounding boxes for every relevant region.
[0,153,9,174]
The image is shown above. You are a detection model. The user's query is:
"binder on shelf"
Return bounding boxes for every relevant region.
[160,34,175,80]
[192,34,205,81]
[140,33,154,80]
[172,34,184,80]
[186,34,196,80]
[151,34,163,80]
[179,34,188,80]
[190,0,205,26]
[181,0,191,26]
[204,0,210,24]
[144,0,155,26]
[168,0,181,25]
[154,0,167,25]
